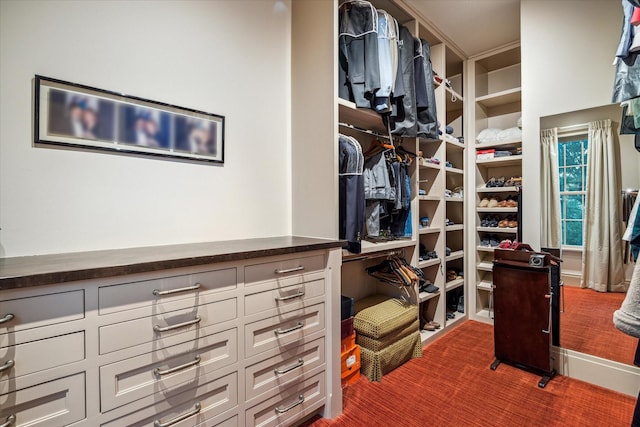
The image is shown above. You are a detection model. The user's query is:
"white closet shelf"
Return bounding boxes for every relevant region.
[418,161,442,170]
[445,166,464,175]
[419,290,440,303]
[445,278,464,291]
[476,207,518,213]
[445,250,464,262]
[419,226,442,234]
[476,226,517,234]
[445,197,464,203]
[360,239,416,254]
[445,314,465,328]
[476,246,496,252]
[477,281,493,291]
[338,98,386,134]
[475,87,521,109]
[477,261,494,271]
[445,139,465,149]
[446,224,464,231]
[418,258,441,269]
[419,195,441,201]
[475,308,494,320]
[475,138,521,150]
[476,155,522,167]
[420,328,442,344]
[476,185,519,193]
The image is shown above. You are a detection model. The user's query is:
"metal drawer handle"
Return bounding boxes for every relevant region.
[274,290,305,302]
[274,322,304,336]
[274,266,305,275]
[0,314,14,325]
[154,355,201,376]
[274,358,304,375]
[0,359,14,373]
[0,414,16,427]
[275,394,305,414]
[153,283,200,296]
[154,316,201,333]
[154,402,201,427]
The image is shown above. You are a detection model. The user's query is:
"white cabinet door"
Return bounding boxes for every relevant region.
[244,255,324,287]
[244,279,325,318]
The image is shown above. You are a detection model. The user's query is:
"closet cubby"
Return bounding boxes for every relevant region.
[466,43,522,324]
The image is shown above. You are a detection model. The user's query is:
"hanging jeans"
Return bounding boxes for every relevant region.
[338,1,380,108]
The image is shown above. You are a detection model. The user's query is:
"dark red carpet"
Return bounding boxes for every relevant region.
[303,320,635,426]
[561,286,637,365]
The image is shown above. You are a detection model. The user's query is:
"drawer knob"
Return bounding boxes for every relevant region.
[0,313,14,325]
[274,321,304,336]
[154,355,201,377]
[274,266,305,275]
[154,316,201,333]
[0,414,15,427]
[0,359,14,373]
[274,358,304,375]
[274,290,305,302]
[275,394,305,414]
[154,402,201,427]
[153,283,201,297]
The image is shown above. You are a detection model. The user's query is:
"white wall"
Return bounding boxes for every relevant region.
[0,0,292,257]
[521,0,622,250]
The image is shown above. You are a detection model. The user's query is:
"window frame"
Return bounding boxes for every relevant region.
[558,136,588,249]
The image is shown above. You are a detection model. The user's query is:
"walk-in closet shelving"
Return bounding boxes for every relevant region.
[465,43,522,325]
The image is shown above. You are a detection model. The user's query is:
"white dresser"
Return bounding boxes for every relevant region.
[0,237,343,427]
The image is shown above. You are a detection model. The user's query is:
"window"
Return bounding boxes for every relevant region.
[558,138,588,247]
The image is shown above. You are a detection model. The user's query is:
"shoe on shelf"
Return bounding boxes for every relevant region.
[498,218,509,228]
[488,198,499,208]
[427,320,441,329]
[498,239,512,249]
[488,216,499,227]
[445,247,452,256]
[480,237,490,247]
[420,216,430,227]
[489,235,500,247]
[479,198,489,207]
[496,176,506,187]
[486,177,497,188]
[508,218,518,228]
[418,189,427,196]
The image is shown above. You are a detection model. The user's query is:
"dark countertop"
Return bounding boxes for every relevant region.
[0,236,345,290]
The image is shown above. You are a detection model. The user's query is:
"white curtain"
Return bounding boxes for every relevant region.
[540,128,561,249]
[582,119,626,292]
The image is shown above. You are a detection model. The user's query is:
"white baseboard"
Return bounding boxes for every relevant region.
[553,346,640,396]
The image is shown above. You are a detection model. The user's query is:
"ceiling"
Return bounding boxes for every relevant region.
[405,0,521,58]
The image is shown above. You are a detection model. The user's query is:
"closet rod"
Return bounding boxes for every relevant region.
[339,122,391,140]
[342,248,405,263]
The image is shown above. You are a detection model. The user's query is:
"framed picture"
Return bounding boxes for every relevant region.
[34,75,225,163]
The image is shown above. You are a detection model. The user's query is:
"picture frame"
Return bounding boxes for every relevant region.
[34,75,225,163]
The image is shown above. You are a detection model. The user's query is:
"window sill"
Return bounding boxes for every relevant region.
[561,246,583,253]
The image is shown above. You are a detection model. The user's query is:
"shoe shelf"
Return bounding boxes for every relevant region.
[476,87,521,112]
[419,290,440,303]
[338,97,386,134]
[419,161,442,171]
[477,280,493,291]
[476,185,519,193]
[445,278,464,291]
[476,226,517,233]
[360,239,417,255]
[419,195,441,201]
[445,139,465,149]
[477,261,493,271]
[476,245,495,252]
[475,308,494,320]
[419,226,441,234]
[418,257,441,269]
[446,224,464,231]
[476,207,518,213]
[445,250,464,262]
[476,155,522,167]
[420,328,442,344]
[445,166,464,175]
[446,197,464,203]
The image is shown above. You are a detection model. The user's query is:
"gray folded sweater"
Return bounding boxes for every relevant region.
[613,258,640,338]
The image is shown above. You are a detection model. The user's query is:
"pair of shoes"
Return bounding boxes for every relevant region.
[485,234,500,247]
[498,239,512,249]
[446,219,455,226]
[498,216,518,228]
[446,311,456,320]
[481,216,499,227]
[496,196,518,208]
[452,186,464,198]
[486,176,506,187]
[505,176,522,187]
[420,281,439,293]
[445,161,453,168]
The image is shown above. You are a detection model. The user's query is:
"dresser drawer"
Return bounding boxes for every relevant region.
[0,290,84,337]
[245,337,325,401]
[244,255,324,287]
[99,297,237,354]
[101,372,237,427]
[0,331,85,394]
[0,372,85,427]
[244,279,325,317]
[244,303,325,359]
[100,328,237,412]
[245,371,325,427]
[197,414,238,427]
[98,268,236,315]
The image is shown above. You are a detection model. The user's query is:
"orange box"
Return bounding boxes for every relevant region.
[341,369,360,388]
[340,345,361,377]
[341,332,356,353]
